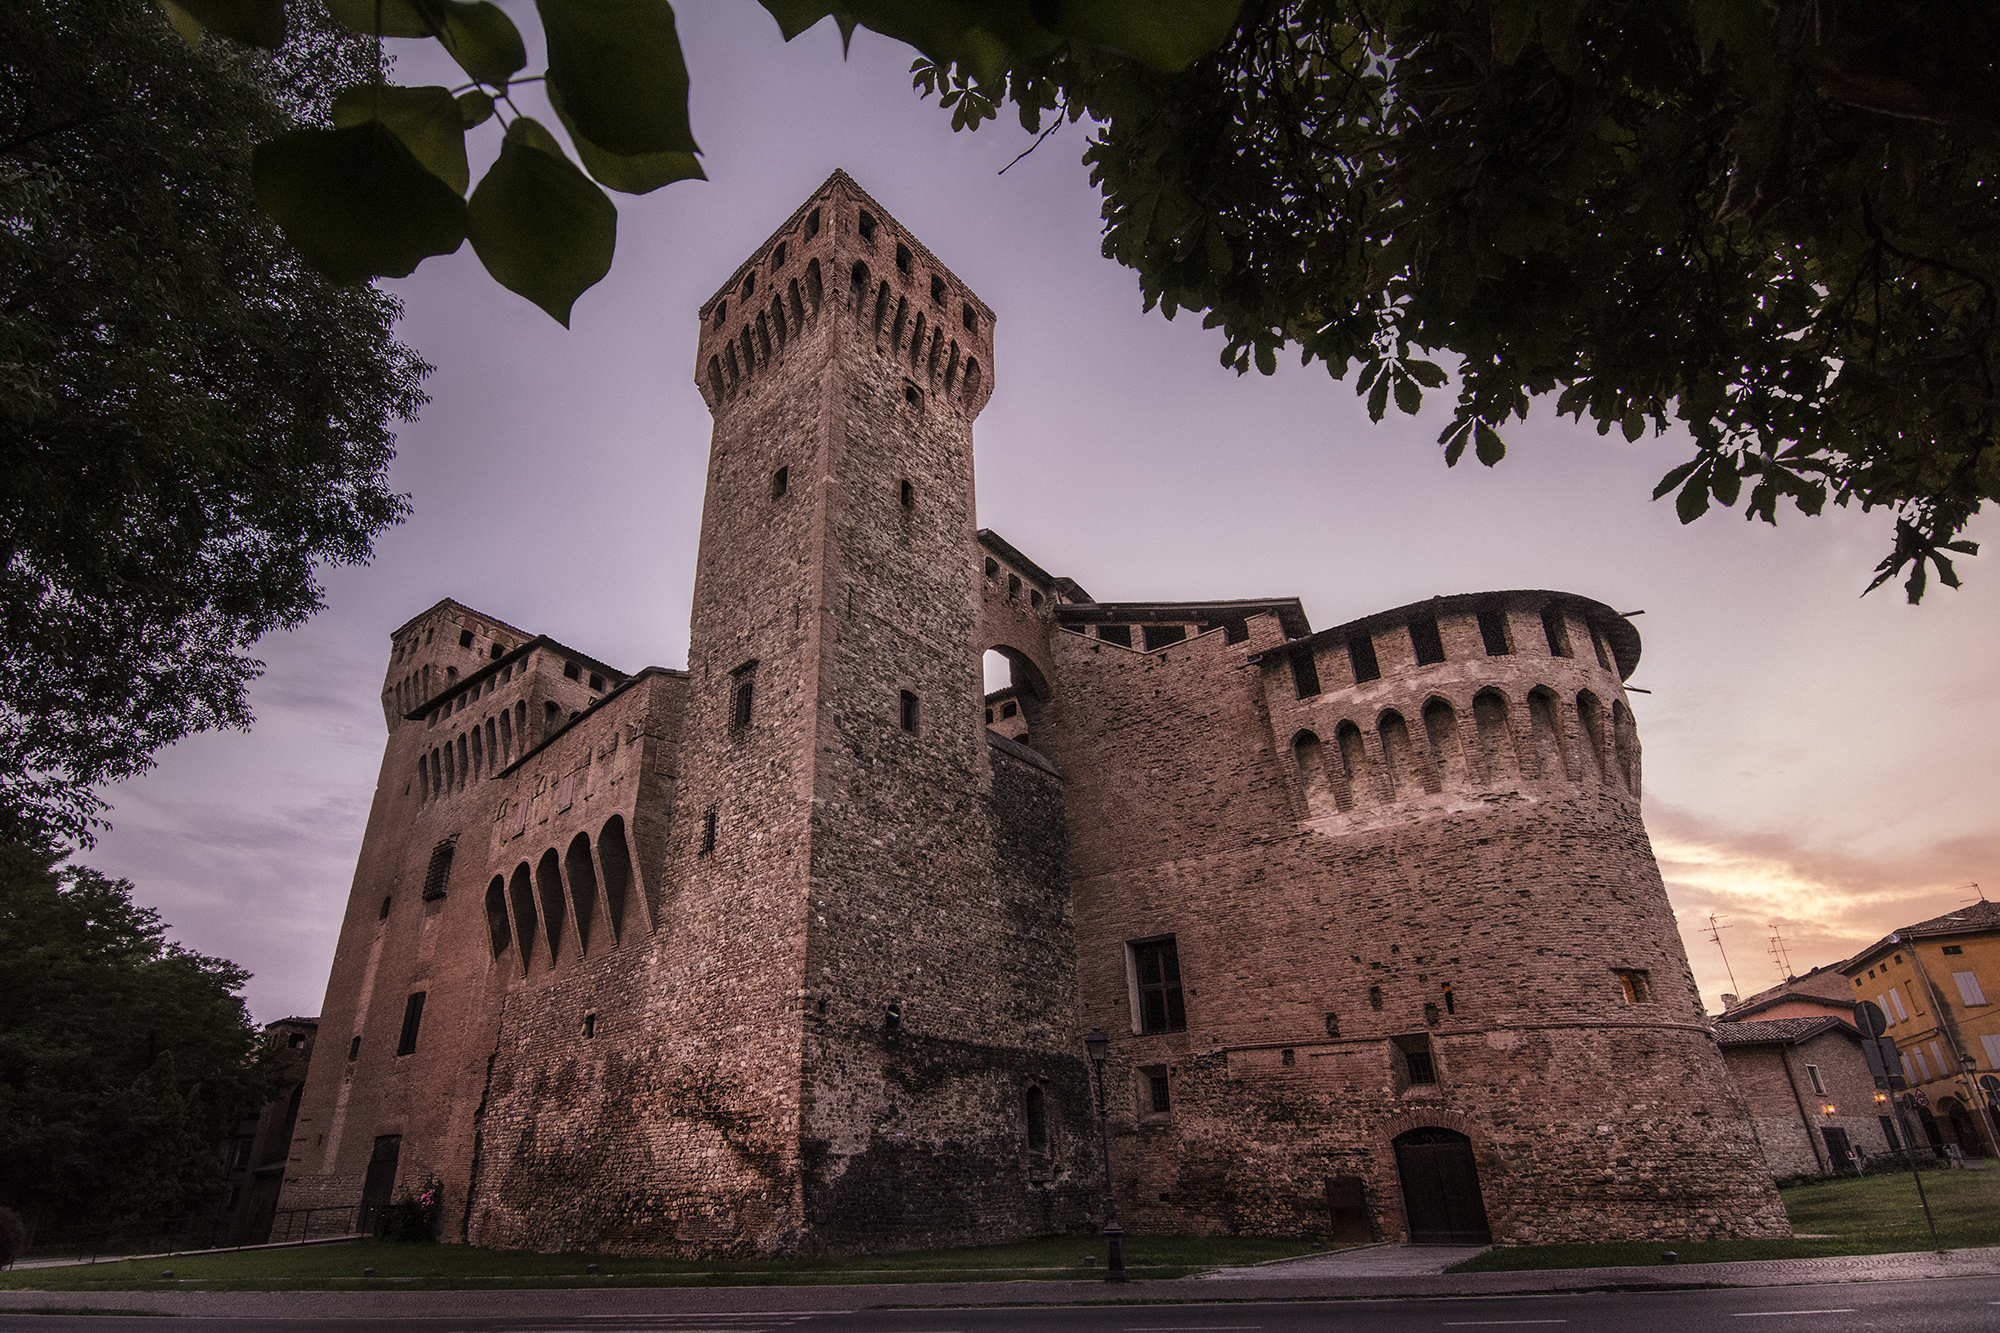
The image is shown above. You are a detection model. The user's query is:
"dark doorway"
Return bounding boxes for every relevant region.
[1820,1126,1855,1173]
[360,1134,401,1235]
[1393,1127,1491,1244]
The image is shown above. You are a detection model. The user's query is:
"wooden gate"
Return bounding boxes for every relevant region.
[1393,1127,1491,1244]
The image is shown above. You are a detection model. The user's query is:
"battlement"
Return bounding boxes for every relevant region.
[694,171,994,417]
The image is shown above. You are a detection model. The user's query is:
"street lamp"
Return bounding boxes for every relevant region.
[1083,1026,1126,1284]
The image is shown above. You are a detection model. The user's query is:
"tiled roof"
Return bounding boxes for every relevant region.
[1846,897,2000,972]
[1713,1016,1858,1047]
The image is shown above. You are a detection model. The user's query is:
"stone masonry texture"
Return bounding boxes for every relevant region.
[275,170,1789,1255]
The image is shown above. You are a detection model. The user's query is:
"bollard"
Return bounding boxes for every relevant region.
[587,1264,599,1274]
[363,1267,374,1277]
[1083,1255,1096,1268]
[1659,1252,1678,1265]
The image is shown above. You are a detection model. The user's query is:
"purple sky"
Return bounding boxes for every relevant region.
[84,4,2000,1025]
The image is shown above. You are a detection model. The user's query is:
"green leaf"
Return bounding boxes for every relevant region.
[538,0,699,158]
[458,90,495,129]
[332,85,470,194]
[1404,358,1447,388]
[1620,406,1644,441]
[1651,458,1702,500]
[253,122,468,284]
[1489,0,1536,65]
[1254,340,1276,376]
[1675,474,1712,524]
[1393,371,1421,415]
[760,0,855,42]
[162,0,285,46]
[1047,0,1246,72]
[430,1,527,88]
[467,118,617,325]
[1473,420,1506,466]
[1439,417,1474,466]
[1367,370,1390,422]
[548,84,705,195]
[326,0,435,38]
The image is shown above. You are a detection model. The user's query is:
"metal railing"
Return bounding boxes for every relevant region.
[14,1204,367,1267]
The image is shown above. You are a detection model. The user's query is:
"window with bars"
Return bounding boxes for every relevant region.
[1130,937,1187,1034]
[421,838,456,901]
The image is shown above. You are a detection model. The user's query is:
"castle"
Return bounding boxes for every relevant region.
[274,172,1789,1253]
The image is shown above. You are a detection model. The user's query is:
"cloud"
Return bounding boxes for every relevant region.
[1647,802,1996,1008]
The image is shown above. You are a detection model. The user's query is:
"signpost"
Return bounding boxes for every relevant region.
[1855,1000,1941,1253]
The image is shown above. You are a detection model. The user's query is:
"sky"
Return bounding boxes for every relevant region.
[81,4,2000,1027]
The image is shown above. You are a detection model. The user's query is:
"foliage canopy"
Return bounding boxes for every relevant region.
[0,842,282,1225]
[0,0,428,846]
[914,0,2000,598]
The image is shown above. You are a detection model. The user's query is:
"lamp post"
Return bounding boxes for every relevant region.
[1083,1026,1126,1284]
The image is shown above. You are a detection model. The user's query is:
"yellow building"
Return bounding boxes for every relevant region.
[1843,899,2000,1157]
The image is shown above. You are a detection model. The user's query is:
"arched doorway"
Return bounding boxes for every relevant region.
[1393,1127,1492,1244]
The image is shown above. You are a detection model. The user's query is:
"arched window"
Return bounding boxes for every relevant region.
[756,312,773,362]
[890,294,908,351]
[535,848,566,966]
[1575,690,1608,781]
[945,340,961,390]
[1379,710,1431,798]
[485,876,511,957]
[417,756,430,803]
[1472,689,1518,783]
[599,814,635,938]
[1612,700,1640,795]
[565,832,599,955]
[908,311,926,367]
[740,325,756,376]
[962,358,980,398]
[849,259,870,309]
[469,723,484,780]
[804,258,822,317]
[769,295,787,350]
[1293,730,1333,817]
[498,707,514,765]
[1527,688,1572,780]
[1336,720,1372,807]
[508,862,537,972]
[1422,698,1467,790]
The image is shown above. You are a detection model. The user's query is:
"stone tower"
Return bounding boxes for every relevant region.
[660,169,1089,1248]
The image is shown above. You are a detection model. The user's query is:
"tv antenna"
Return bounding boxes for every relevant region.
[1964,882,1986,904]
[1767,927,1794,981]
[1705,914,1740,996]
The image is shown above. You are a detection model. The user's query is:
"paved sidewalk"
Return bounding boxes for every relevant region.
[3,1246,1998,1320]
[1198,1242,1491,1277]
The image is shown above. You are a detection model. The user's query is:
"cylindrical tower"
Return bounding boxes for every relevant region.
[1053,588,1788,1245]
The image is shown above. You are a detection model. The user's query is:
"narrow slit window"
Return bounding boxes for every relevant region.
[700,809,718,855]
[771,465,789,499]
[1615,968,1651,1003]
[730,661,757,731]
[1148,1071,1171,1114]
[900,478,915,509]
[395,991,426,1057]
[1477,606,1512,656]
[899,689,919,733]
[1541,605,1572,657]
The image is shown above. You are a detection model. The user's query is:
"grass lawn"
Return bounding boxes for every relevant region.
[0,1233,1326,1292]
[1449,1166,2000,1273]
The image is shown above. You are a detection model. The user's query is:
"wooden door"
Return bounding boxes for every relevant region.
[1394,1127,1491,1244]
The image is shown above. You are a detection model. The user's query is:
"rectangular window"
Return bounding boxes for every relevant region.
[1477,605,1511,656]
[1943,944,1964,955]
[1981,1033,2000,1068]
[1877,993,1893,1025]
[1291,646,1322,699]
[1953,971,1988,1005]
[1347,635,1380,683]
[396,992,426,1057]
[700,809,717,855]
[1930,1040,1948,1079]
[1409,616,1446,666]
[1879,1115,1901,1151]
[1142,624,1187,651]
[900,689,919,733]
[1097,624,1132,647]
[1130,937,1187,1034]
[771,465,789,499]
[1889,987,1910,1022]
[1540,605,1572,657]
[1807,1064,1826,1095]
[1394,1034,1436,1085]
[1148,1071,1171,1114]
[348,1035,361,1061]
[1615,968,1651,1003]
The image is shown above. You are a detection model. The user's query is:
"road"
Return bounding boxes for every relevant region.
[4,1278,1999,1333]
